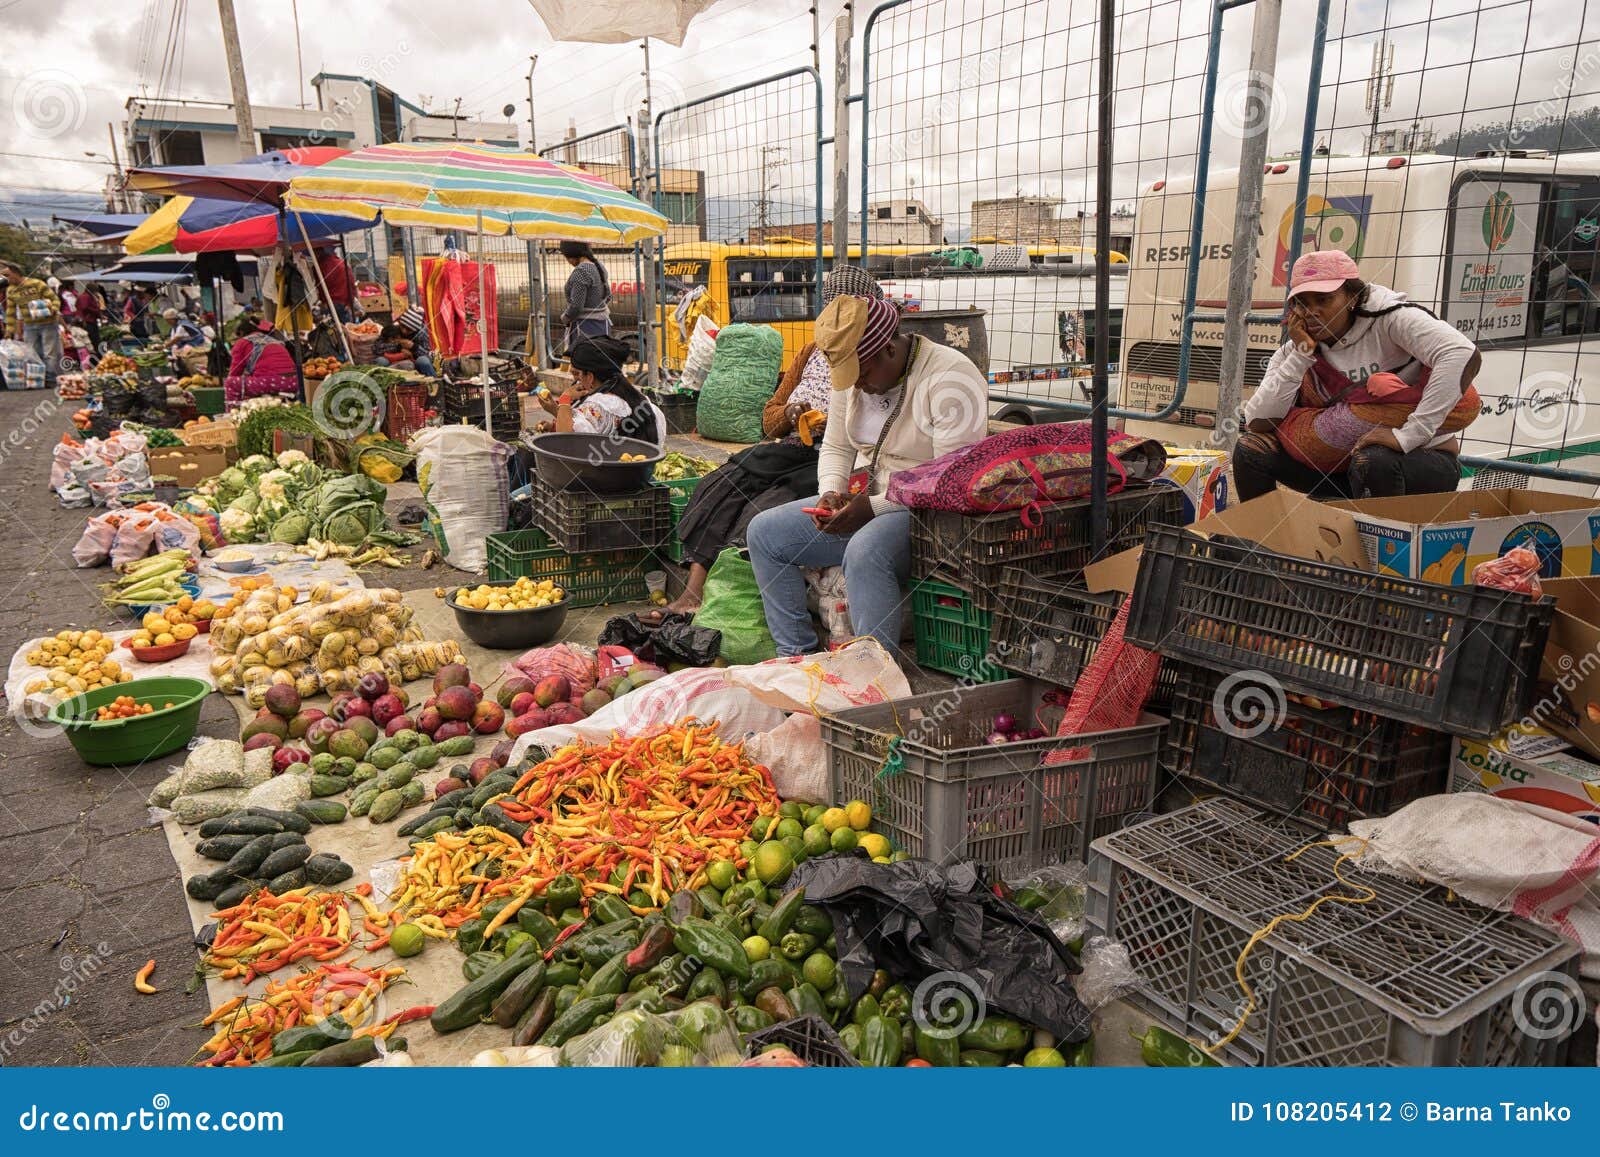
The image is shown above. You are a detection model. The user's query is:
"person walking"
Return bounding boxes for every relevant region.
[1,262,63,387]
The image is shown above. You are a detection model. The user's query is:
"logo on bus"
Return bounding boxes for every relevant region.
[1577,217,1599,244]
[1272,194,1372,286]
[1482,192,1516,252]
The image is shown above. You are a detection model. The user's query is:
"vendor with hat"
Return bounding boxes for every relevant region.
[1233,249,1480,501]
[746,294,988,658]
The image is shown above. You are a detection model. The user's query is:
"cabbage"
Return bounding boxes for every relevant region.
[218,467,248,492]
[321,504,381,546]
[270,513,312,545]
[229,491,260,515]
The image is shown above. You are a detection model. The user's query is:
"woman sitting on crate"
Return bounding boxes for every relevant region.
[533,334,664,449]
[224,316,299,405]
[1232,250,1481,502]
[745,293,989,658]
[646,265,886,621]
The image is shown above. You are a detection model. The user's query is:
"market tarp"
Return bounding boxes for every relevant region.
[524,0,716,46]
[126,148,348,204]
[789,854,1094,1043]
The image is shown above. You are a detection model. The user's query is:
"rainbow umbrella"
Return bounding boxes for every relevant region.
[287,142,669,425]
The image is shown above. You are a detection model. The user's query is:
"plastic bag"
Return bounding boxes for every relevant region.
[789,855,1092,1043]
[556,1003,744,1068]
[1471,545,1544,599]
[680,313,719,391]
[695,323,784,442]
[411,424,512,571]
[71,514,118,567]
[1011,863,1088,946]
[598,612,722,667]
[506,643,597,706]
[725,637,911,714]
[0,339,44,384]
[805,566,852,645]
[240,771,311,811]
[692,548,776,665]
[57,484,92,509]
[1073,935,1145,1012]
[50,440,82,492]
[741,711,829,803]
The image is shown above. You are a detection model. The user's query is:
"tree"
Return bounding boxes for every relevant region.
[0,224,34,273]
[1435,107,1600,156]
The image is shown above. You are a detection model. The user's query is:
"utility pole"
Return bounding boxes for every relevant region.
[106,124,126,211]
[831,7,852,262]
[526,55,547,368]
[217,0,256,154]
[756,145,787,234]
[1214,0,1282,450]
[291,0,307,108]
[453,98,463,140]
[526,55,539,149]
[638,39,659,388]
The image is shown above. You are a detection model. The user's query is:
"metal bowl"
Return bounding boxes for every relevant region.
[448,580,570,650]
[529,432,662,494]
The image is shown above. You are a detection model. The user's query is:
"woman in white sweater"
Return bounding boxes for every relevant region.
[746,294,989,657]
[1234,249,1481,500]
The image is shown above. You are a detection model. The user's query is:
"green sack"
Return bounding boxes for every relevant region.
[695,324,785,443]
[692,548,777,666]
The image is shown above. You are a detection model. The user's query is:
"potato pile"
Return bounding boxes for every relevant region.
[208,582,462,707]
[23,630,132,699]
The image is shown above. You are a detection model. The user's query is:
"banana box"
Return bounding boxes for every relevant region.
[1153,446,1230,522]
[1330,489,1600,584]
[1450,723,1600,823]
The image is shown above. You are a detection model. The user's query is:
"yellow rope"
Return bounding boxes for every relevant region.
[1207,834,1376,1055]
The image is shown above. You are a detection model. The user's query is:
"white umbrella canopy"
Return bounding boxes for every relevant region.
[524,0,715,46]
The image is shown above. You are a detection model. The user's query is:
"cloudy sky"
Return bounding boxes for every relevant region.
[3,0,1599,233]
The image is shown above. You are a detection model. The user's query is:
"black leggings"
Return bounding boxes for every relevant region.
[1231,431,1462,502]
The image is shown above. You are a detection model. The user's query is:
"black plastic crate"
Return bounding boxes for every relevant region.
[530,475,672,552]
[1125,527,1554,738]
[648,390,698,435]
[988,568,1179,711]
[742,1015,859,1067]
[439,378,521,420]
[909,485,1186,613]
[1164,661,1448,830]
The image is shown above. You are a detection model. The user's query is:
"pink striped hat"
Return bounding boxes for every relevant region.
[815,294,901,391]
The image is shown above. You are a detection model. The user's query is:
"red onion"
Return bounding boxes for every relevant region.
[1027,727,1046,739]
[986,731,1009,745]
[1006,731,1025,743]
[992,712,1017,734]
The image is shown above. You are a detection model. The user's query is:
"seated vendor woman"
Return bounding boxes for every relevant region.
[746,294,988,658]
[1233,250,1480,501]
[650,265,885,619]
[535,334,664,449]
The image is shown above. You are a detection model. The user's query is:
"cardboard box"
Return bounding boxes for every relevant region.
[1328,489,1600,584]
[145,446,231,487]
[1450,724,1600,822]
[1529,575,1600,759]
[1153,446,1231,523]
[1084,488,1370,594]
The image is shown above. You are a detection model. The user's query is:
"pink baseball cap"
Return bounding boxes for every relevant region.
[1287,249,1360,298]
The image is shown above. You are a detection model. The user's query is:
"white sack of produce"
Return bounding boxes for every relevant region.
[412,425,511,572]
[147,739,267,807]
[1350,793,1600,979]
[726,637,911,714]
[507,665,786,762]
[742,711,828,804]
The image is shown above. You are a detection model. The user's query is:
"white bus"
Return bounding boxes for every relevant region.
[1118,151,1600,492]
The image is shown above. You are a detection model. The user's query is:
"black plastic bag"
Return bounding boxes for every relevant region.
[598,612,722,667]
[788,854,1092,1043]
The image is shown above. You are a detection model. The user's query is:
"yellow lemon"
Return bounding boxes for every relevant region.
[844,800,872,831]
[858,832,891,860]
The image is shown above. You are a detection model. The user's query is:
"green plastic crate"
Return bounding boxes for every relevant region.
[659,475,703,499]
[190,386,226,416]
[485,529,654,607]
[664,492,693,564]
[911,579,1005,682]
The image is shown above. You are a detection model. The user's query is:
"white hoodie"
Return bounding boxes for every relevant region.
[1242,284,1478,453]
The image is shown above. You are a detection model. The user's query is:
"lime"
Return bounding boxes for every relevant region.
[778,801,805,821]
[774,817,804,842]
[859,832,891,860]
[390,923,426,957]
[738,839,759,863]
[820,807,850,833]
[781,835,807,864]
[830,827,859,853]
[752,840,795,886]
[803,804,828,827]
[706,860,737,891]
[802,824,832,858]
[845,800,872,831]
[751,815,774,840]
[742,935,771,962]
[659,1044,695,1067]
[1023,1047,1066,1067]
[801,951,837,990]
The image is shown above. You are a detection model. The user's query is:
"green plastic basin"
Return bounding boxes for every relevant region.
[48,676,210,766]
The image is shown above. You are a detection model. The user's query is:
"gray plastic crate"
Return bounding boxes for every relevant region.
[1087,800,1583,1067]
[820,678,1165,870]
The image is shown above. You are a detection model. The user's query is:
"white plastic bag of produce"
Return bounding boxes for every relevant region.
[742,711,829,804]
[725,637,911,715]
[411,425,511,572]
[71,513,118,567]
[680,313,719,391]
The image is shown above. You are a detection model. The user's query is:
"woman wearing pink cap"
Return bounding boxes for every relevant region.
[1234,250,1481,500]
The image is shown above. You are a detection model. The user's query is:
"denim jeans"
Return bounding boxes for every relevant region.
[21,323,62,386]
[745,496,912,657]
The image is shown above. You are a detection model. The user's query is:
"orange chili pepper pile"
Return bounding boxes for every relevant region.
[389,721,778,926]
[203,887,355,982]
[195,962,404,1066]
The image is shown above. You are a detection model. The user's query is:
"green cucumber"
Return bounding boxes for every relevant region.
[295,799,347,824]
[430,943,541,1033]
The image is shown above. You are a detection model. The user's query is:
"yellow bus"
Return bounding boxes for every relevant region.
[658,241,1124,372]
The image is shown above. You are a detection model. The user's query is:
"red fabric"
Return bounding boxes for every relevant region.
[421,257,497,357]
[317,251,353,306]
[1043,594,1161,765]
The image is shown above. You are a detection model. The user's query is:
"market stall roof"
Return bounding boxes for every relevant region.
[51,212,148,240]
[77,253,260,282]
[125,147,350,204]
[524,0,715,46]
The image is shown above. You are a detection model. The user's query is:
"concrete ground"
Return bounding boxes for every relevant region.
[0,391,1142,1067]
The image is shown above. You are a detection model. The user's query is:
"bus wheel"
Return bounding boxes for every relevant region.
[992,404,1036,426]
